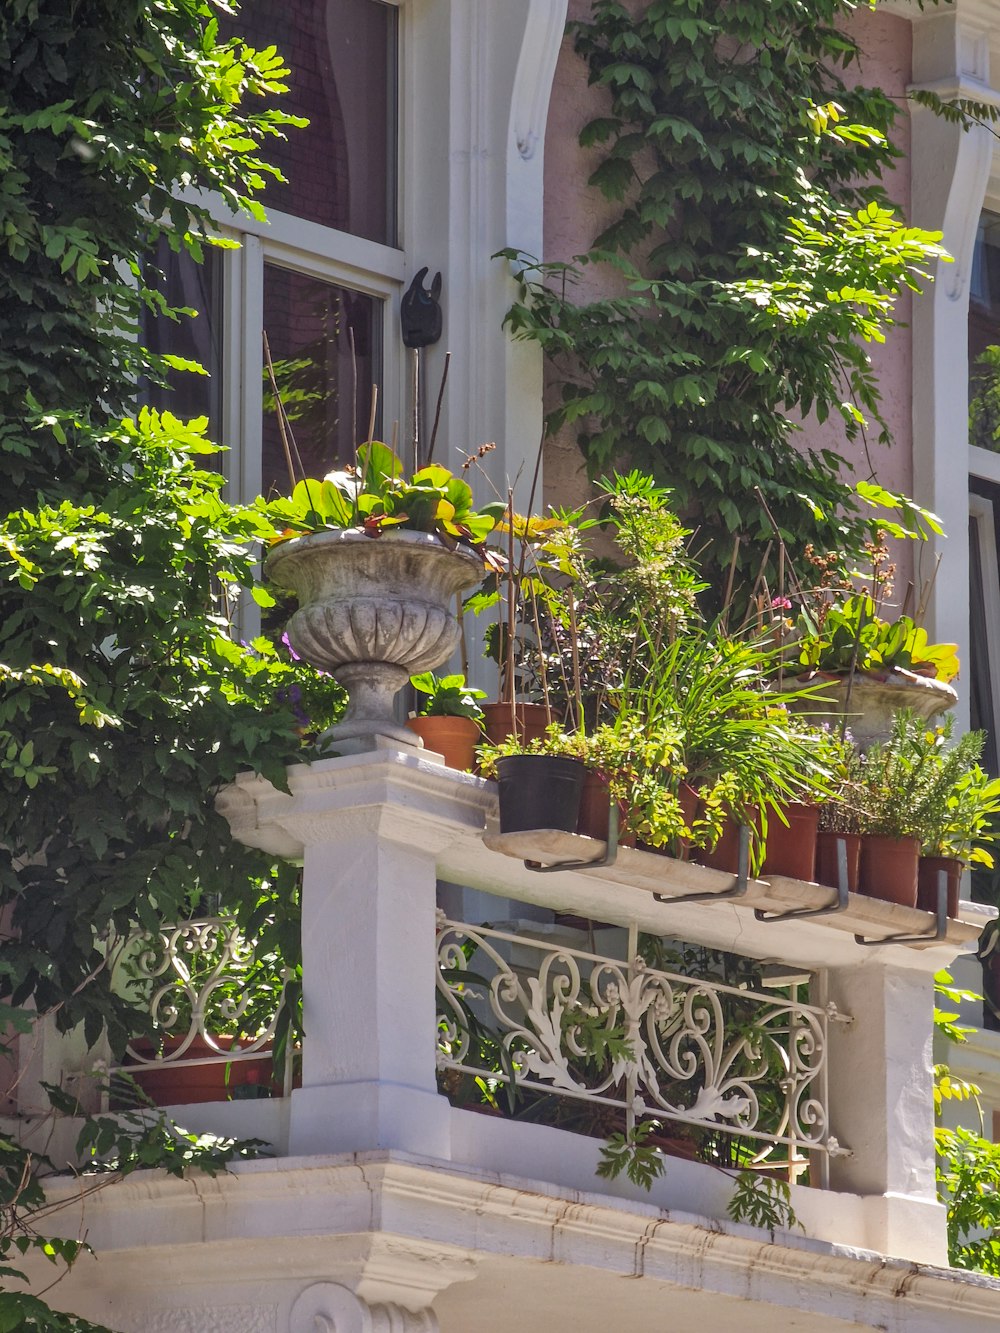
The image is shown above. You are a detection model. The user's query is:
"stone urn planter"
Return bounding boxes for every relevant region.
[789,669,957,749]
[266,529,484,752]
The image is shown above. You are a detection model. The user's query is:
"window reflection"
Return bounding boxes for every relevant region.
[262,264,381,496]
[143,241,223,435]
[230,0,397,244]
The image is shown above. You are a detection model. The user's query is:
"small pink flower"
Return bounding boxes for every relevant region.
[770,596,793,611]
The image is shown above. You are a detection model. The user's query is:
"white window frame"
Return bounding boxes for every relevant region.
[212,210,405,505]
[969,491,1000,750]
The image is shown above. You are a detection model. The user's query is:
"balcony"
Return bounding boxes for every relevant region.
[10,747,1000,1333]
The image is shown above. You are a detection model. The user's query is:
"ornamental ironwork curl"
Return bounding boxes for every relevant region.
[122,917,289,1065]
[436,918,849,1157]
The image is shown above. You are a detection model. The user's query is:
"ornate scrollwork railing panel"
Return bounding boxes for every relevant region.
[436,917,849,1158]
[119,917,290,1067]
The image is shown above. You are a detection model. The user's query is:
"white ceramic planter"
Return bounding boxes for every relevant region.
[265,529,484,751]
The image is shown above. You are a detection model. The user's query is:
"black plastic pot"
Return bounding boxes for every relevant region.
[495,755,586,834]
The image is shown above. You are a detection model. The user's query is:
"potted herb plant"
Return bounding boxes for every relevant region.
[853,712,944,906]
[405,671,486,772]
[914,735,1000,916]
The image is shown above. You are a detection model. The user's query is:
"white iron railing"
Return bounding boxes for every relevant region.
[436,914,852,1183]
[112,917,294,1092]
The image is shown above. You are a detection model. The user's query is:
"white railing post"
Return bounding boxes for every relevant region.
[825,959,945,1262]
[217,749,495,1159]
[290,814,449,1157]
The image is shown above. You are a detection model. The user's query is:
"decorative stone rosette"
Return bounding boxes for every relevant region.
[265,529,484,751]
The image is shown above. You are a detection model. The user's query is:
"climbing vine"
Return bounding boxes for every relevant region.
[0,4,337,1322]
[502,0,948,601]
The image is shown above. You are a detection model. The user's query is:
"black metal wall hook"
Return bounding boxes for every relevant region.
[400,267,442,348]
[523,805,619,873]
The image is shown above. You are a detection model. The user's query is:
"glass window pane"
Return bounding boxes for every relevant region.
[143,241,223,434]
[262,264,381,496]
[230,0,397,244]
[970,209,1000,447]
[969,511,998,774]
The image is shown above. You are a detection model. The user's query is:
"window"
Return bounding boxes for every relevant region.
[144,240,224,434]
[969,209,1000,777]
[261,265,381,495]
[224,0,398,244]
[970,210,1000,454]
[146,0,402,502]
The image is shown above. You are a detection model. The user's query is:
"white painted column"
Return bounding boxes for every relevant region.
[910,9,995,734]
[288,809,449,1158]
[826,959,946,1263]
[216,752,496,1160]
[404,0,565,515]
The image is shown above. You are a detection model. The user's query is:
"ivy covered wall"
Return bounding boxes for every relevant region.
[535,0,932,598]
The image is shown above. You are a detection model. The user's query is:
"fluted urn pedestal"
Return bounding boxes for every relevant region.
[266,529,484,753]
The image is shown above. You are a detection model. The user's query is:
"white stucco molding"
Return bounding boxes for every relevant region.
[511,0,569,163]
[35,1157,1000,1330]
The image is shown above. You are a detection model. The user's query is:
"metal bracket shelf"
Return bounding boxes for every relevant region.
[854,871,948,947]
[654,824,751,904]
[524,806,619,874]
[755,838,850,923]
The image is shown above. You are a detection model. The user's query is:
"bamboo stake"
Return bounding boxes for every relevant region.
[348,326,359,471]
[506,490,517,732]
[569,592,583,734]
[915,553,943,625]
[721,533,741,633]
[263,331,305,489]
[426,352,451,463]
[365,384,378,448]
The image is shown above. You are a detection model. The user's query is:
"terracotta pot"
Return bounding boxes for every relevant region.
[577,770,613,841]
[761,802,818,882]
[482,702,552,747]
[859,834,920,907]
[917,855,964,918]
[120,1035,284,1107]
[815,831,861,893]
[575,770,637,846]
[678,782,700,828]
[404,715,481,771]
